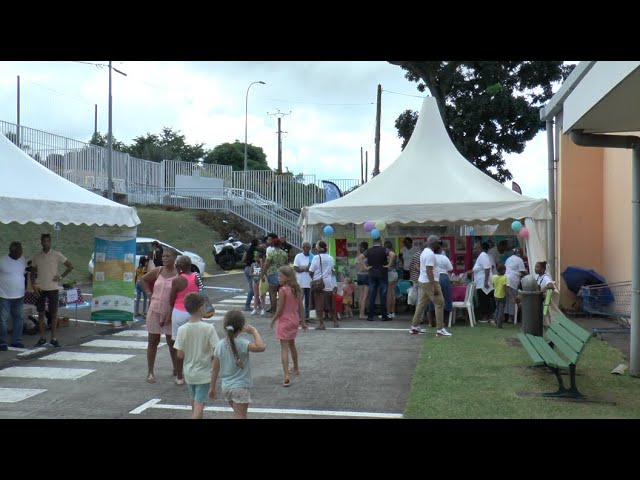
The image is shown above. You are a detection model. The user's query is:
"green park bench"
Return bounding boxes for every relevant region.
[517,311,592,399]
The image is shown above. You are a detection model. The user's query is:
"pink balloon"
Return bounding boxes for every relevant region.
[518,227,529,239]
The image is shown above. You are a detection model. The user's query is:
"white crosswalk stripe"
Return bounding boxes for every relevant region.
[0,366,94,380]
[0,387,47,403]
[81,339,158,349]
[113,330,150,338]
[43,352,135,363]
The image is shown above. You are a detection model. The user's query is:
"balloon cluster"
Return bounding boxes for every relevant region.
[364,220,386,239]
[511,220,529,239]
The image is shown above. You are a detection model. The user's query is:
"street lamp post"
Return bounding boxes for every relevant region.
[244,80,265,199]
[107,61,127,200]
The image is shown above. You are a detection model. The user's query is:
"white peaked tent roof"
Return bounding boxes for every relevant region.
[299,96,550,227]
[0,132,141,227]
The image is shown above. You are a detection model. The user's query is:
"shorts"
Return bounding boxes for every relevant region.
[388,270,398,283]
[188,383,211,403]
[267,273,279,287]
[223,388,252,404]
[357,274,369,286]
[35,290,59,315]
[171,308,191,338]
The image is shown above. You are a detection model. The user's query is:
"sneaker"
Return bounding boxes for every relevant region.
[35,337,47,347]
[0,343,7,351]
[50,338,61,348]
[381,315,392,321]
[250,308,258,315]
[410,326,426,335]
[10,342,25,349]
[388,313,396,319]
[260,309,266,316]
[436,328,452,337]
[244,306,252,312]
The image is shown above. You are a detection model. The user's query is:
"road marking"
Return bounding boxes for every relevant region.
[130,398,403,418]
[81,339,159,349]
[218,299,246,304]
[0,387,47,403]
[112,330,150,338]
[0,366,95,380]
[205,271,243,277]
[129,398,162,414]
[17,347,50,357]
[203,287,244,293]
[43,352,135,363]
[308,327,415,332]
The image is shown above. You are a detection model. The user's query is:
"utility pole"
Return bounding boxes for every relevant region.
[94,104,98,138]
[107,61,127,200]
[373,84,381,177]
[360,147,364,184]
[16,76,20,147]
[365,151,369,182]
[267,109,291,174]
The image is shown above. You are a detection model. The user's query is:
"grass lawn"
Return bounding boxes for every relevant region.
[404,322,640,419]
[0,206,220,284]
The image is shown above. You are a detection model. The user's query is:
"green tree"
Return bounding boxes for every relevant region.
[124,127,206,163]
[389,61,575,182]
[89,132,127,152]
[203,140,270,171]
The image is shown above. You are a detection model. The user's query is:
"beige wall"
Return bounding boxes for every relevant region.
[556,132,634,308]
[602,141,632,283]
[557,135,604,308]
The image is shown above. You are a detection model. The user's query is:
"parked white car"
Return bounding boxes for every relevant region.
[88,237,206,275]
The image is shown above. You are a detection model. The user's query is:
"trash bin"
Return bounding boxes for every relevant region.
[519,274,543,336]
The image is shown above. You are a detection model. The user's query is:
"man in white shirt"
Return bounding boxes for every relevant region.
[293,242,314,319]
[409,235,452,337]
[399,237,419,281]
[504,248,527,323]
[0,241,27,350]
[467,242,493,322]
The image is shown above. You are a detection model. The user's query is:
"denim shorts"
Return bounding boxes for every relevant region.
[188,383,211,403]
[267,273,279,287]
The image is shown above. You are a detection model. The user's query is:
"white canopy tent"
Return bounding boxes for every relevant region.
[298,96,550,268]
[0,132,140,227]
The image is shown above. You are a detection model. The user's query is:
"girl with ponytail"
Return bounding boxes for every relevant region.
[210,310,265,419]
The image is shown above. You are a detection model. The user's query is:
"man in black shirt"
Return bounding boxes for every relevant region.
[364,236,390,321]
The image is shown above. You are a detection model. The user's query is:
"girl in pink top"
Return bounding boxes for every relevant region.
[271,265,307,387]
[169,256,201,385]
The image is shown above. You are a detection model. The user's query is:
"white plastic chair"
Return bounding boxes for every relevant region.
[449,282,476,327]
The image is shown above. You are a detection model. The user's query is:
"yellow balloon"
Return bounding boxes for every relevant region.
[375,221,386,231]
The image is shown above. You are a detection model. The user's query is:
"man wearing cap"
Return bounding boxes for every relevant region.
[409,235,451,337]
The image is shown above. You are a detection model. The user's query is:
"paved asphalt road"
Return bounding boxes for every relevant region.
[0,268,422,419]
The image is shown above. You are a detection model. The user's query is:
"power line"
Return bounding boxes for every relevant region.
[261,97,374,107]
[382,89,427,99]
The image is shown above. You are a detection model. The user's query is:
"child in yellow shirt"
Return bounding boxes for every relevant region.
[492,263,508,328]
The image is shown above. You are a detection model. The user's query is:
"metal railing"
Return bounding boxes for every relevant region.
[1,119,359,247]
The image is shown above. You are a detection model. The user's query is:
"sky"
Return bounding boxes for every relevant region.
[0,61,551,199]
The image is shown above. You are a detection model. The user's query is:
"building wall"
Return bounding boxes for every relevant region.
[557,134,604,308]
[602,141,633,283]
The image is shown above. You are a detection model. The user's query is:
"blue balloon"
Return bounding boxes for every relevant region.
[370,228,380,239]
[323,225,334,236]
[511,220,522,232]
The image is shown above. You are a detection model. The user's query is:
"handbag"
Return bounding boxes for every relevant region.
[195,273,216,318]
[310,255,325,292]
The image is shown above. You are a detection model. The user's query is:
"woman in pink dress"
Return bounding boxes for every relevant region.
[270,265,308,387]
[138,248,179,384]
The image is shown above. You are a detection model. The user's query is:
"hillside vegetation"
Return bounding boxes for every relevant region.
[0,206,221,284]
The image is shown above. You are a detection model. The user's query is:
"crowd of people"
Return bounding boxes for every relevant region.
[0,230,557,419]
